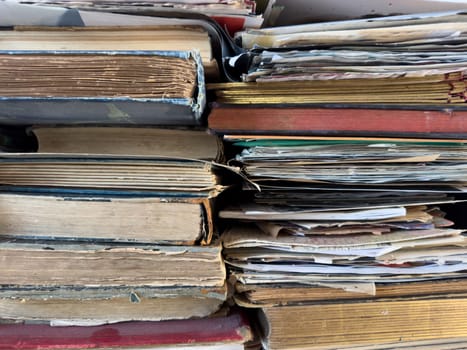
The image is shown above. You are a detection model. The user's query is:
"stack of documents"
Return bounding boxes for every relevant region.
[233,141,467,185]
[220,138,467,299]
[208,11,467,138]
[208,9,467,349]
[219,137,467,349]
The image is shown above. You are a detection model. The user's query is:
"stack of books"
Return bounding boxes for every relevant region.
[0,7,254,349]
[208,9,467,350]
[0,48,232,325]
[3,2,467,349]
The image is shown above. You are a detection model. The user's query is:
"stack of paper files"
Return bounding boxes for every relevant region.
[239,10,467,50]
[228,140,467,185]
[208,11,467,137]
[224,224,467,289]
[219,137,467,349]
[222,139,467,286]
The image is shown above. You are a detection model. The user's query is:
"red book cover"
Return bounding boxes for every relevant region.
[208,104,467,138]
[212,16,246,37]
[0,312,252,349]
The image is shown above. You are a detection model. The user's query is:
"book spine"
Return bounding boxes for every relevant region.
[209,106,467,136]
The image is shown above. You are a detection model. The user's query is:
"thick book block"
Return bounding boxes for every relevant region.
[0,25,215,72]
[0,154,230,244]
[260,297,467,349]
[0,241,226,323]
[0,193,215,244]
[31,127,223,161]
[0,50,206,125]
[0,240,225,287]
[0,285,228,325]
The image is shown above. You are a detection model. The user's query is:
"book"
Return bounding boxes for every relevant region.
[30,127,223,161]
[0,240,225,287]
[0,310,252,349]
[0,50,206,125]
[0,153,223,193]
[0,239,226,324]
[235,278,467,306]
[208,104,467,138]
[0,25,215,75]
[0,285,227,326]
[0,192,216,244]
[0,1,85,26]
[223,135,467,144]
[0,153,236,243]
[258,297,467,349]
[0,3,245,81]
[208,74,467,104]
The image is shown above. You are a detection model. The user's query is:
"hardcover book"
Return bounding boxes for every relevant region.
[0,153,233,244]
[0,310,252,349]
[258,297,467,350]
[208,104,467,138]
[30,127,223,161]
[0,50,206,125]
[0,240,226,324]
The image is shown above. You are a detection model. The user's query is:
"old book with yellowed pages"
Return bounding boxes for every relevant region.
[0,193,216,245]
[258,297,467,350]
[209,72,467,105]
[0,25,217,77]
[0,240,226,324]
[0,50,206,125]
[0,154,238,244]
[30,127,223,161]
[234,278,467,306]
[0,153,223,192]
